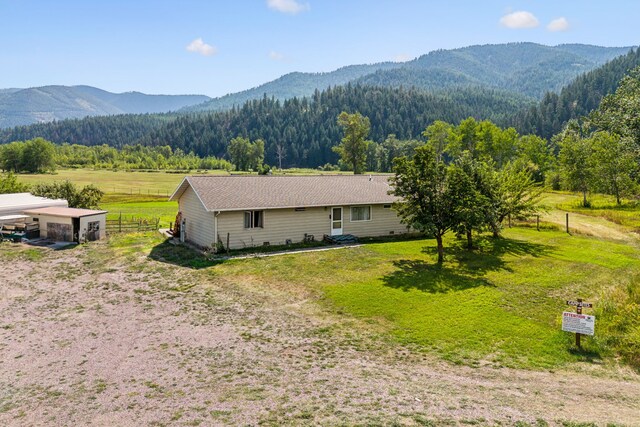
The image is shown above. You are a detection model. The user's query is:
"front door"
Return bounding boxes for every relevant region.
[331,207,343,236]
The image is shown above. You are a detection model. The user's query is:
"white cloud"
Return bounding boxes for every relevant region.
[267,0,309,14]
[186,38,217,56]
[547,17,570,32]
[499,11,539,29]
[269,51,285,61]
[393,53,412,63]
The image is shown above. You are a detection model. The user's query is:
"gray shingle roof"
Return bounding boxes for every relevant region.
[170,175,398,211]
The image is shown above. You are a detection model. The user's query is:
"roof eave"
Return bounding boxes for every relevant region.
[212,200,400,212]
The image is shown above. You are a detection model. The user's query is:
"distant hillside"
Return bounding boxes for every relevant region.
[0,86,210,128]
[357,43,633,98]
[510,47,640,139]
[188,43,633,112]
[183,62,402,112]
[0,84,531,168]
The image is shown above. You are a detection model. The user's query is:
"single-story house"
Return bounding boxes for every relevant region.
[0,193,68,217]
[22,207,107,243]
[169,175,407,250]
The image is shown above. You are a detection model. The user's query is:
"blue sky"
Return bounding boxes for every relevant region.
[1,0,637,97]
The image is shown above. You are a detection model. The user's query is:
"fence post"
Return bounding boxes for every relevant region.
[566,213,569,233]
[119,213,122,233]
[536,215,540,231]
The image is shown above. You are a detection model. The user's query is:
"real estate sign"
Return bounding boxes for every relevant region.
[562,312,595,336]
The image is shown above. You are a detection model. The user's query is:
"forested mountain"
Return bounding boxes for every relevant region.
[0,85,210,128]
[188,43,632,112]
[510,48,640,139]
[357,43,632,99]
[0,85,530,168]
[183,62,403,112]
[0,113,177,147]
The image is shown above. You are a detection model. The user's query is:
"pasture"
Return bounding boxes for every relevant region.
[16,168,357,227]
[2,221,640,425]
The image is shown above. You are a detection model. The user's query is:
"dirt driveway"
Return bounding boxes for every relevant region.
[1,241,639,426]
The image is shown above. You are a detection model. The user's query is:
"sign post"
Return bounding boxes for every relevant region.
[563,298,594,349]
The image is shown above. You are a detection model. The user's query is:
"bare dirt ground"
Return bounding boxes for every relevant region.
[1,241,639,426]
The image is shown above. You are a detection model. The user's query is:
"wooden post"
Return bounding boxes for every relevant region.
[119,213,122,233]
[226,233,230,255]
[566,213,569,233]
[576,298,582,349]
[508,214,511,228]
[536,215,540,231]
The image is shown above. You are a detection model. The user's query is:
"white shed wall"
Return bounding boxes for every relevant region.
[79,215,107,241]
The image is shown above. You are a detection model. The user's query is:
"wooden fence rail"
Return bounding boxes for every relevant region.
[106,214,160,234]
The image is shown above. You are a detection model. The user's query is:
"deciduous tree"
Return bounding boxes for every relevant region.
[0,172,29,194]
[558,128,595,207]
[390,145,455,263]
[31,181,104,209]
[590,131,638,204]
[333,111,371,174]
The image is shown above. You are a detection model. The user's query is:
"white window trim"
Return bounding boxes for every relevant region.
[244,210,264,229]
[349,205,372,222]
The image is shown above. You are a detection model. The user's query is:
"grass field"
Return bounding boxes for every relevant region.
[2,220,640,424]
[16,168,222,195]
[100,194,178,227]
[16,168,359,227]
[15,168,359,195]
[203,227,639,370]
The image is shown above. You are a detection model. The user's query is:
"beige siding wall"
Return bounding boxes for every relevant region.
[179,186,216,248]
[217,204,406,249]
[217,207,329,249]
[343,204,408,236]
[36,215,72,240]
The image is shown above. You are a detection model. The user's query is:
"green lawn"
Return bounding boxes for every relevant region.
[197,228,640,370]
[100,194,178,227]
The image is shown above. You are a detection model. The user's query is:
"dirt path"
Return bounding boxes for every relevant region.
[1,242,639,426]
[539,192,639,242]
[541,208,638,242]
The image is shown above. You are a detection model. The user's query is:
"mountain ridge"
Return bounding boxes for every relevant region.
[0,85,210,128]
[186,42,634,112]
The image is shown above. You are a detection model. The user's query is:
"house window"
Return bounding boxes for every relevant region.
[244,210,264,229]
[350,206,371,222]
[383,204,391,209]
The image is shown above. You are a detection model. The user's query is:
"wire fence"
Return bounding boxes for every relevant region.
[106,214,160,234]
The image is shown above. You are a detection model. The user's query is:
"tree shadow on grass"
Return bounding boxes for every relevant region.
[421,235,553,276]
[148,239,224,269]
[384,235,554,293]
[382,259,495,293]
